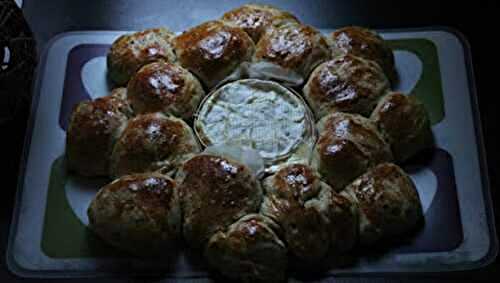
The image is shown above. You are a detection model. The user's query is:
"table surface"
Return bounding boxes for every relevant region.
[2,0,499,282]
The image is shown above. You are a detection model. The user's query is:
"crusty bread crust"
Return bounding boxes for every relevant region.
[87,172,181,256]
[127,61,205,120]
[66,88,132,176]
[176,154,262,249]
[304,54,390,119]
[221,3,299,43]
[174,21,255,89]
[107,28,177,86]
[110,113,200,178]
[312,112,393,191]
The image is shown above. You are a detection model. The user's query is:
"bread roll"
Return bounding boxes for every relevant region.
[87,172,181,256]
[221,4,299,43]
[342,163,423,245]
[107,28,176,86]
[326,190,359,255]
[110,113,200,178]
[312,112,392,191]
[370,92,432,162]
[253,22,330,85]
[176,154,262,249]
[261,164,358,267]
[329,26,397,84]
[173,21,255,89]
[303,54,390,118]
[127,61,205,120]
[205,214,287,282]
[66,88,132,176]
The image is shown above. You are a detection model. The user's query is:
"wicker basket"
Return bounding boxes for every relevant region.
[0,0,36,123]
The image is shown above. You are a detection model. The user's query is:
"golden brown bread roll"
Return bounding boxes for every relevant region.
[176,154,263,249]
[326,190,359,256]
[329,26,397,84]
[221,4,299,43]
[261,164,331,264]
[311,112,393,191]
[341,163,423,245]
[370,92,432,162]
[126,61,205,120]
[205,214,287,282]
[66,88,132,177]
[87,172,181,257]
[303,54,390,118]
[261,164,358,268]
[107,28,176,86]
[110,113,200,179]
[253,22,331,85]
[173,21,255,89]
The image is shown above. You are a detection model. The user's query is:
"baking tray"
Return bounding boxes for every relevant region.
[6,28,498,279]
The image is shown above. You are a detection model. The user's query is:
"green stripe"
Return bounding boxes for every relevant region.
[388,38,445,125]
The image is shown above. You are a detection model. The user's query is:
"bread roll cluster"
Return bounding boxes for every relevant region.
[65,3,433,282]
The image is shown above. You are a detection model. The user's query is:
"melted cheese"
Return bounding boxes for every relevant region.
[195,79,315,170]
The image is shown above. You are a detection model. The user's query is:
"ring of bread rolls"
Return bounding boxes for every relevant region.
[64,4,433,281]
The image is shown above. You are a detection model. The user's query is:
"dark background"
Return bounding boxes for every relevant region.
[1,0,499,282]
